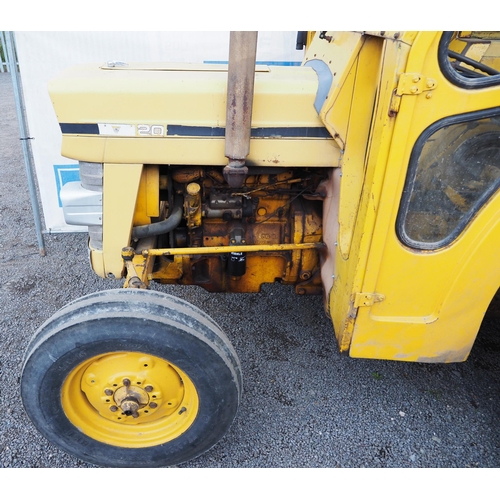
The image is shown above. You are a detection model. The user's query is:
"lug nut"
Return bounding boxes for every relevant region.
[123,378,131,387]
[104,389,114,396]
[110,406,118,412]
[145,385,153,392]
[149,402,158,409]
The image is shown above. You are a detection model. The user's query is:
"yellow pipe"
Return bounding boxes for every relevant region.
[143,242,323,257]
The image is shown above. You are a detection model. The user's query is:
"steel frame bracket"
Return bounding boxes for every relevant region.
[397,72,437,96]
[390,72,437,114]
[354,292,386,308]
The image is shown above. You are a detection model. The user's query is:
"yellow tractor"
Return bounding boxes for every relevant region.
[21,31,500,467]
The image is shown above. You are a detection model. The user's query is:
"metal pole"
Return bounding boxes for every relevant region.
[0,31,7,73]
[5,31,46,256]
[223,31,258,188]
[144,242,323,257]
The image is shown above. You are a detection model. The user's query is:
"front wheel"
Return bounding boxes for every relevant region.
[21,289,242,467]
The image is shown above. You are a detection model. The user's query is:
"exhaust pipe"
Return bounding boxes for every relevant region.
[223,31,258,188]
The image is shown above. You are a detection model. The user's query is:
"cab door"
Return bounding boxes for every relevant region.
[348,31,500,362]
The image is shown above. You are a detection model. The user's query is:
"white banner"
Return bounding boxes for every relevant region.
[15,31,304,232]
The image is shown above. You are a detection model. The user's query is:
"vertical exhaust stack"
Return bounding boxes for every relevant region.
[223,31,258,188]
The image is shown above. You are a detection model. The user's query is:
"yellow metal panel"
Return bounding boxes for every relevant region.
[348,31,500,361]
[337,36,384,259]
[90,249,105,279]
[330,36,412,352]
[351,201,500,362]
[50,64,323,128]
[50,63,340,167]
[61,135,341,168]
[102,163,143,279]
[146,166,160,218]
[324,62,356,149]
[303,31,365,147]
[133,170,149,226]
[306,32,316,48]
[133,165,159,226]
[362,32,419,45]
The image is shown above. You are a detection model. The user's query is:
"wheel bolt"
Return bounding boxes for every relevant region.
[104,389,113,396]
[149,402,158,409]
[123,378,131,387]
[110,406,118,412]
[145,385,153,392]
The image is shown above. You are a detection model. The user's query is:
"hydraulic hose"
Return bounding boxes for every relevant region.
[131,196,183,240]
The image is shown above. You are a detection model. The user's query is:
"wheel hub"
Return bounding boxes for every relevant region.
[79,354,170,423]
[60,351,199,447]
[113,380,149,418]
[61,351,196,428]
[120,398,140,417]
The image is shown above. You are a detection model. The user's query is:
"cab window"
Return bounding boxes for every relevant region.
[439,31,500,89]
[397,110,500,250]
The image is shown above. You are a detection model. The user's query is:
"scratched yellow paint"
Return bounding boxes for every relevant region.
[319,31,500,362]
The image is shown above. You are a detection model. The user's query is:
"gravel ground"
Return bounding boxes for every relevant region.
[1,71,500,469]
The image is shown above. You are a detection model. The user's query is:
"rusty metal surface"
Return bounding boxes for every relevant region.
[224,31,258,187]
[224,31,258,162]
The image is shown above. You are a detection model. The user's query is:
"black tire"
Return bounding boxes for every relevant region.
[21,288,242,467]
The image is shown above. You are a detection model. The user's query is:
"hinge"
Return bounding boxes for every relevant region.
[397,72,437,95]
[389,73,437,114]
[354,292,385,308]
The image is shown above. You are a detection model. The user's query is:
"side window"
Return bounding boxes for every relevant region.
[439,31,500,89]
[397,110,500,250]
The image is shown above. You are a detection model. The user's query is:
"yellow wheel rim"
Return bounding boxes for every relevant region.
[61,351,199,448]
